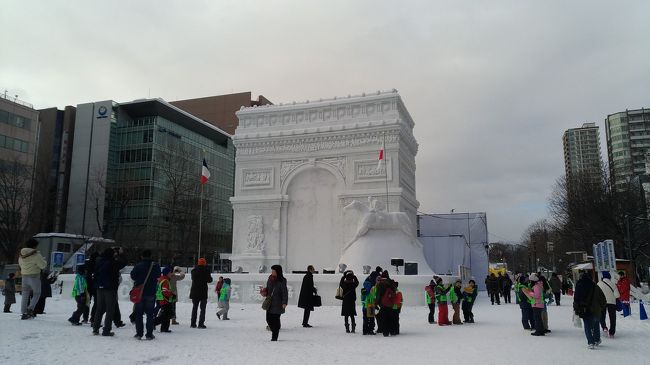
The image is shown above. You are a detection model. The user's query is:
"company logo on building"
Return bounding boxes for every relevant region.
[97,105,108,119]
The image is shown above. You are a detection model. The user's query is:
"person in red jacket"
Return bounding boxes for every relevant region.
[616,271,632,315]
[154,268,175,333]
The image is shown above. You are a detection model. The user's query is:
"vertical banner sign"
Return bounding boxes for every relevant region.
[605,240,616,271]
[592,244,600,272]
[602,242,610,272]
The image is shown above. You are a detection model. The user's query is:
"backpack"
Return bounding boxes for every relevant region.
[380,286,395,308]
[573,285,594,318]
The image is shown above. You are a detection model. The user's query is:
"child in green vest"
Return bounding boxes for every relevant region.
[434,276,451,326]
[217,278,231,320]
[462,280,478,323]
[450,280,463,325]
[425,279,436,323]
[68,264,89,325]
[154,267,175,333]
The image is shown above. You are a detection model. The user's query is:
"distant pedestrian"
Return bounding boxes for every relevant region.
[616,271,631,315]
[487,273,500,305]
[2,273,16,313]
[450,280,463,325]
[215,276,224,299]
[574,272,606,349]
[297,265,317,327]
[425,279,436,323]
[216,278,231,320]
[434,276,451,326]
[361,272,380,335]
[502,274,512,304]
[18,238,47,320]
[261,265,288,341]
[597,271,619,337]
[33,269,58,315]
[339,270,359,333]
[522,273,545,336]
[92,247,126,336]
[550,273,562,306]
[190,258,213,329]
[375,271,398,336]
[515,275,534,330]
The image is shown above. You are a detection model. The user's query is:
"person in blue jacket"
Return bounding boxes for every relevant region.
[130,250,161,340]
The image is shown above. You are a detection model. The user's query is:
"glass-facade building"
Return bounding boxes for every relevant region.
[68,99,234,264]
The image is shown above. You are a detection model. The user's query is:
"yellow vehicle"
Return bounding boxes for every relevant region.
[488,263,507,277]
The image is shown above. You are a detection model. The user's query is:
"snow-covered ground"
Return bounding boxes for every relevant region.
[1,293,648,365]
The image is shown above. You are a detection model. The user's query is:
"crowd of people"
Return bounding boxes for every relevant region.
[0,238,637,348]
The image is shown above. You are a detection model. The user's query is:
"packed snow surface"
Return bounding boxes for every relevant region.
[1,292,648,365]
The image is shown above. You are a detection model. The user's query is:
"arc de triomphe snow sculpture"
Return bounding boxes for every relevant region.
[229,90,422,273]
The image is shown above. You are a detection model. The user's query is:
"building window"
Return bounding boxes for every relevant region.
[0,133,28,153]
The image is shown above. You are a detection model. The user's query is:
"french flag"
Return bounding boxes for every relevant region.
[377,148,384,170]
[201,159,211,185]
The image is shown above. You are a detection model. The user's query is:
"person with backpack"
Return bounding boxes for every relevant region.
[339,270,359,333]
[434,276,451,325]
[574,272,606,349]
[216,278,231,320]
[392,281,403,335]
[425,279,436,323]
[522,273,545,336]
[462,279,478,323]
[68,265,89,325]
[154,267,175,333]
[450,279,463,325]
[515,275,534,330]
[190,258,213,329]
[297,266,317,328]
[375,270,397,336]
[597,271,620,337]
[361,273,379,335]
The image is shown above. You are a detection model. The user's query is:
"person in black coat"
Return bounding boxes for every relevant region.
[487,274,500,305]
[92,247,126,336]
[262,264,288,341]
[297,265,317,328]
[339,270,359,333]
[85,251,99,323]
[502,274,513,304]
[189,258,213,328]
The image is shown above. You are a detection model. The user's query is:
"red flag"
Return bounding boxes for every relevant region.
[377,148,384,169]
[201,159,210,185]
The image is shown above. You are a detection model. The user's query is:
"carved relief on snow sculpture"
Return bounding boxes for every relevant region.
[342,197,421,252]
[246,215,265,253]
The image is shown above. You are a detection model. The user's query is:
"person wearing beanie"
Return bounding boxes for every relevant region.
[522,274,545,336]
[169,266,185,325]
[261,265,288,341]
[190,258,213,329]
[596,271,620,337]
[154,267,175,333]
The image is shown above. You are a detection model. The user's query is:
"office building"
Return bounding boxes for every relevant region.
[562,122,603,182]
[170,91,272,134]
[66,98,234,263]
[34,106,76,232]
[605,108,650,191]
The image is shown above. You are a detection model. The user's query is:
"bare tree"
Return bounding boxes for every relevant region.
[0,159,36,262]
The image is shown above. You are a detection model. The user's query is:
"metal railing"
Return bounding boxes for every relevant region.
[0,91,34,109]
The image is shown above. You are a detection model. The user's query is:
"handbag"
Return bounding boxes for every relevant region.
[262,287,275,311]
[129,262,154,304]
[335,286,344,300]
[572,313,582,328]
[312,294,322,307]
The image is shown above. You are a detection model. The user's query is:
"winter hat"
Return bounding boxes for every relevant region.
[381,270,390,279]
[601,271,611,279]
[197,258,207,266]
[162,267,172,276]
[529,273,539,282]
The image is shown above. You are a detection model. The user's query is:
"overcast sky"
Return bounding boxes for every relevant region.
[1,0,649,244]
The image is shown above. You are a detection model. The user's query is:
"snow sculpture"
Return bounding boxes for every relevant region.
[246,215,265,252]
[343,197,421,252]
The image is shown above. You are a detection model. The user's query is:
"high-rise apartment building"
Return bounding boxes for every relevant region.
[562,122,603,182]
[66,98,235,263]
[605,108,650,191]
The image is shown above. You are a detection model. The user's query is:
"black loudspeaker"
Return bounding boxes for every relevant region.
[391,258,405,267]
[404,262,418,275]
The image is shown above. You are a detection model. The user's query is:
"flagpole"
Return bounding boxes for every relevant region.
[383,131,389,212]
[198,175,203,259]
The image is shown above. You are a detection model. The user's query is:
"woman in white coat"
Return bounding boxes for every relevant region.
[596,271,620,337]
